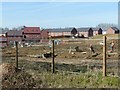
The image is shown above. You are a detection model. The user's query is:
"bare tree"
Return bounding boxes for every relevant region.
[96,23,118,30]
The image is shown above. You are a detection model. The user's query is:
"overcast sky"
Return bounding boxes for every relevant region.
[1,2,118,29]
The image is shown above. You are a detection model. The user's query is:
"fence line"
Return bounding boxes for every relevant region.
[11,37,119,76]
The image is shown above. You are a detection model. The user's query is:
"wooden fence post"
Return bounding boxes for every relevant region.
[52,40,55,73]
[103,36,107,76]
[15,41,18,71]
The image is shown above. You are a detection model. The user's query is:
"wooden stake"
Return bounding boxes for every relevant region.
[103,36,107,76]
[52,40,55,73]
[15,41,18,71]
[69,46,71,54]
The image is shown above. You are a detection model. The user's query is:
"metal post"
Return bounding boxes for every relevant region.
[52,40,55,73]
[15,41,18,71]
[103,36,107,76]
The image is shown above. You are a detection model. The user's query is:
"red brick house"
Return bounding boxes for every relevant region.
[88,28,93,37]
[71,28,78,37]
[6,30,23,44]
[40,29,49,43]
[0,36,7,47]
[47,27,102,38]
[77,28,93,37]
[40,30,49,39]
[77,27,103,37]
[106,27,119,34]
[23,26,41,43]
[46,28,73,38]
[92,28,103,36]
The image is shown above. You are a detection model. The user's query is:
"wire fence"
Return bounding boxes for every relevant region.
[2,37,119,77]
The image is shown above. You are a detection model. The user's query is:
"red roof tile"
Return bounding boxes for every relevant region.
[24,27,40,34]
[7,30,23,36]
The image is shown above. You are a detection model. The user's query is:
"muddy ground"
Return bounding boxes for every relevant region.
[2,38,119,59]
[1,39,119,74]
[1,38,120,88]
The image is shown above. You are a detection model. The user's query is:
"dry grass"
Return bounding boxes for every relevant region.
[90,34,119,39]
[1,38,120,88]
[1,63,46,88]
[1,61,119,88]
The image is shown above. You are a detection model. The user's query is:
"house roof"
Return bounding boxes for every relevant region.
[41,29,49,33]
[111,27,119,31]
[7,30,23,36]
[92,27,102,31]
[45,28,74,32]
[24,27,40,34]
[44,27,103,32]
[77,27,92,32]
[77,27,102,32]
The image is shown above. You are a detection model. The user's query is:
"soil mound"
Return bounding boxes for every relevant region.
[1,63,45,88]
[0,63,16,76]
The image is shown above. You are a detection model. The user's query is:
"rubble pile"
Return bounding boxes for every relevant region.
[1,63,45,88]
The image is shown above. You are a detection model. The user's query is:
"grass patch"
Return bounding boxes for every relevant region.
[2,57,119,88]
[27,70,119,88]
[91,34,119,39]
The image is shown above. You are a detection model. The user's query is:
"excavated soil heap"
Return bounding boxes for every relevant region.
[1,63,45,88]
